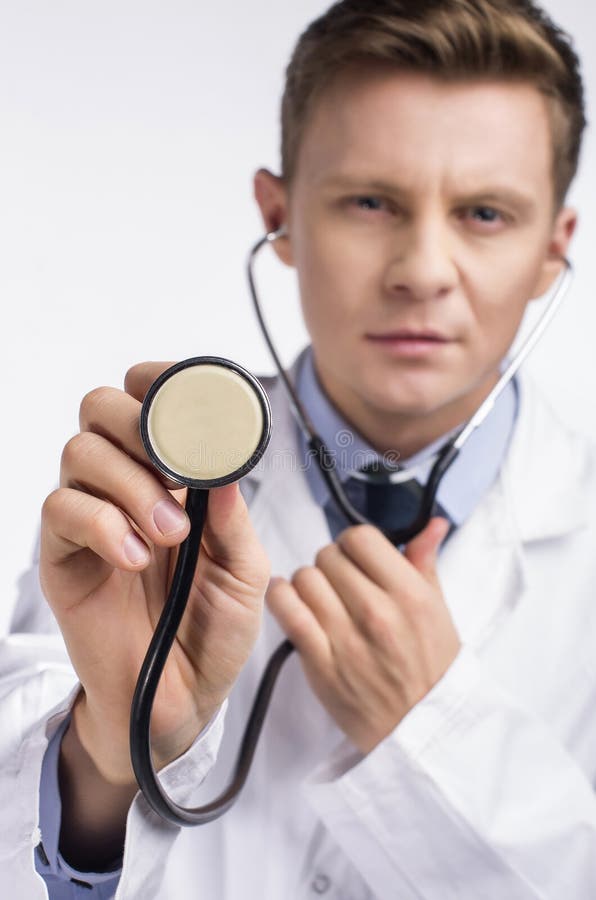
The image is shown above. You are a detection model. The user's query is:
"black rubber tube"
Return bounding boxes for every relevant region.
[130,487,294,826]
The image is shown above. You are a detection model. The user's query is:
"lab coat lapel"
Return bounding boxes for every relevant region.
[502,376,590,542]
[438,485,526,648]
[439,375,589,649]
[245,367,332,575]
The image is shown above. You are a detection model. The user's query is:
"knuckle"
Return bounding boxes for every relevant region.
[123,363,144,393]
[339,524,375,554]
[119,462,150,495]
[60,431,97,472]
[41,488,68,525]
[124,361,173,396]
[291,565,317,591]
[287,608,313,645]
[314,543,335,569]
[357,523,381,544]
[79,385,114,429]
[87,500,123,541]
[123,362,151,397]
[363,604,395,646]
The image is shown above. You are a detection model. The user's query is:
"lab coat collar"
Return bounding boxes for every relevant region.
[499,374,590,543]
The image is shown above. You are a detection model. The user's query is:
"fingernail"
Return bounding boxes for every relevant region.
[152,499,188,536]
[123,533,150,565]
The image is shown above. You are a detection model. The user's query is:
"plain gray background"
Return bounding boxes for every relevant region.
[0,1,594,627]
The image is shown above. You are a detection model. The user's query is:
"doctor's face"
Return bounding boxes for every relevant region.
[256,69,575,451]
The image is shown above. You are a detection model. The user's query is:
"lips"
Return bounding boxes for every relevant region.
[365,328,452,357]
[366,328,451,342]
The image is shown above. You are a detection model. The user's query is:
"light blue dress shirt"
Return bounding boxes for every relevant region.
[296,347,518,528]
[35,347,518,898]
[36,717,122,897]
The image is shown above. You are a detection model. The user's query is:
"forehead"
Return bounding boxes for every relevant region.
[293,68,554,198]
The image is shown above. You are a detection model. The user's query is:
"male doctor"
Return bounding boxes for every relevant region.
[3,0,596,898]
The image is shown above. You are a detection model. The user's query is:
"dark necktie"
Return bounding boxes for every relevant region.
[323,472,450,543]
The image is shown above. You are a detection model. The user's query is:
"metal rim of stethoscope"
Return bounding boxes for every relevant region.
[247,228,574,544]
[139,355,273,490]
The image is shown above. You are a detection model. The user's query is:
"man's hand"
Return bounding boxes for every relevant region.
[41,362,270,785]
[267,519,459,754]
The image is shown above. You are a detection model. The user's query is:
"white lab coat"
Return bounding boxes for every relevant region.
[2,372,596,899]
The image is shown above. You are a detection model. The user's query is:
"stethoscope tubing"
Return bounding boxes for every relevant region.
[130,485,295,826]
[131,234,573,827]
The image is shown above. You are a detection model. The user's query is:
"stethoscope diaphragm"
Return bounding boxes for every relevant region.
[140,356,272,489]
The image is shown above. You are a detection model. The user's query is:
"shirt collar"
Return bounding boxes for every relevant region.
[295,346,518,527]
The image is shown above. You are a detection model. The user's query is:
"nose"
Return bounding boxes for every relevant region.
[383,215,459,303]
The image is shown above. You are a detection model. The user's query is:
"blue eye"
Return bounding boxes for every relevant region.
[354,196,385,211]
[470,206,501,223]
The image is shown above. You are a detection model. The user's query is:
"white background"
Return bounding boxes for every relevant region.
[0,1,594,626]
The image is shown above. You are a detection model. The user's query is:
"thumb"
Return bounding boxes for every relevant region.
[201,483,249,560]
[200,483,270,585]
[403,517,450,586]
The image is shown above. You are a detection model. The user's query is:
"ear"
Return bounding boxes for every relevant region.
[253,169,294,267]
[532,206,577,296]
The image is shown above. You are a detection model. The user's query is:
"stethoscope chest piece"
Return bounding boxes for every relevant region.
[132,356,277,827]
[140,356,272,489]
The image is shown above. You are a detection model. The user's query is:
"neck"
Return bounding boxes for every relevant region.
[314,366,501,460]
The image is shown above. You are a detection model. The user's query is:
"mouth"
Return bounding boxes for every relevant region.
[365,329,453,357]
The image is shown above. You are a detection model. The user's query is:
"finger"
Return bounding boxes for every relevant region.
[336,524,412,593]
[41,488,151,598]
[200,484,271,593]
[200,484,247,559]
[60,431,189,547]
[266,577,331,667]
[79,386,144,461]
[403,517,450,587]
[290,563,353,634]
[79,385,186,491]
[124,361,176,403]
[312,543,390,631]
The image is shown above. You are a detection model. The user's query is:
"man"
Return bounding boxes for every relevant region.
[2,0,595,897]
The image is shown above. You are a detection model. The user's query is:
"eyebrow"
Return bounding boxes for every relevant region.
[319,174,537,213]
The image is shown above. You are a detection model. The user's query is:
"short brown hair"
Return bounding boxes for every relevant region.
[281,0,586,206]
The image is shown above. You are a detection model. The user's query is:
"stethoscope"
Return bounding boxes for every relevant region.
[130,229,573,826]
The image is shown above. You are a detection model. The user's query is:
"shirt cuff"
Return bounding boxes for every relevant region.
[143,700,228,805]
[36,712,122,888]
[36,696,228,888]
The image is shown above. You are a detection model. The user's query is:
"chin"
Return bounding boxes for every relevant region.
[359,392,444,423]
[359,375,459,418]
